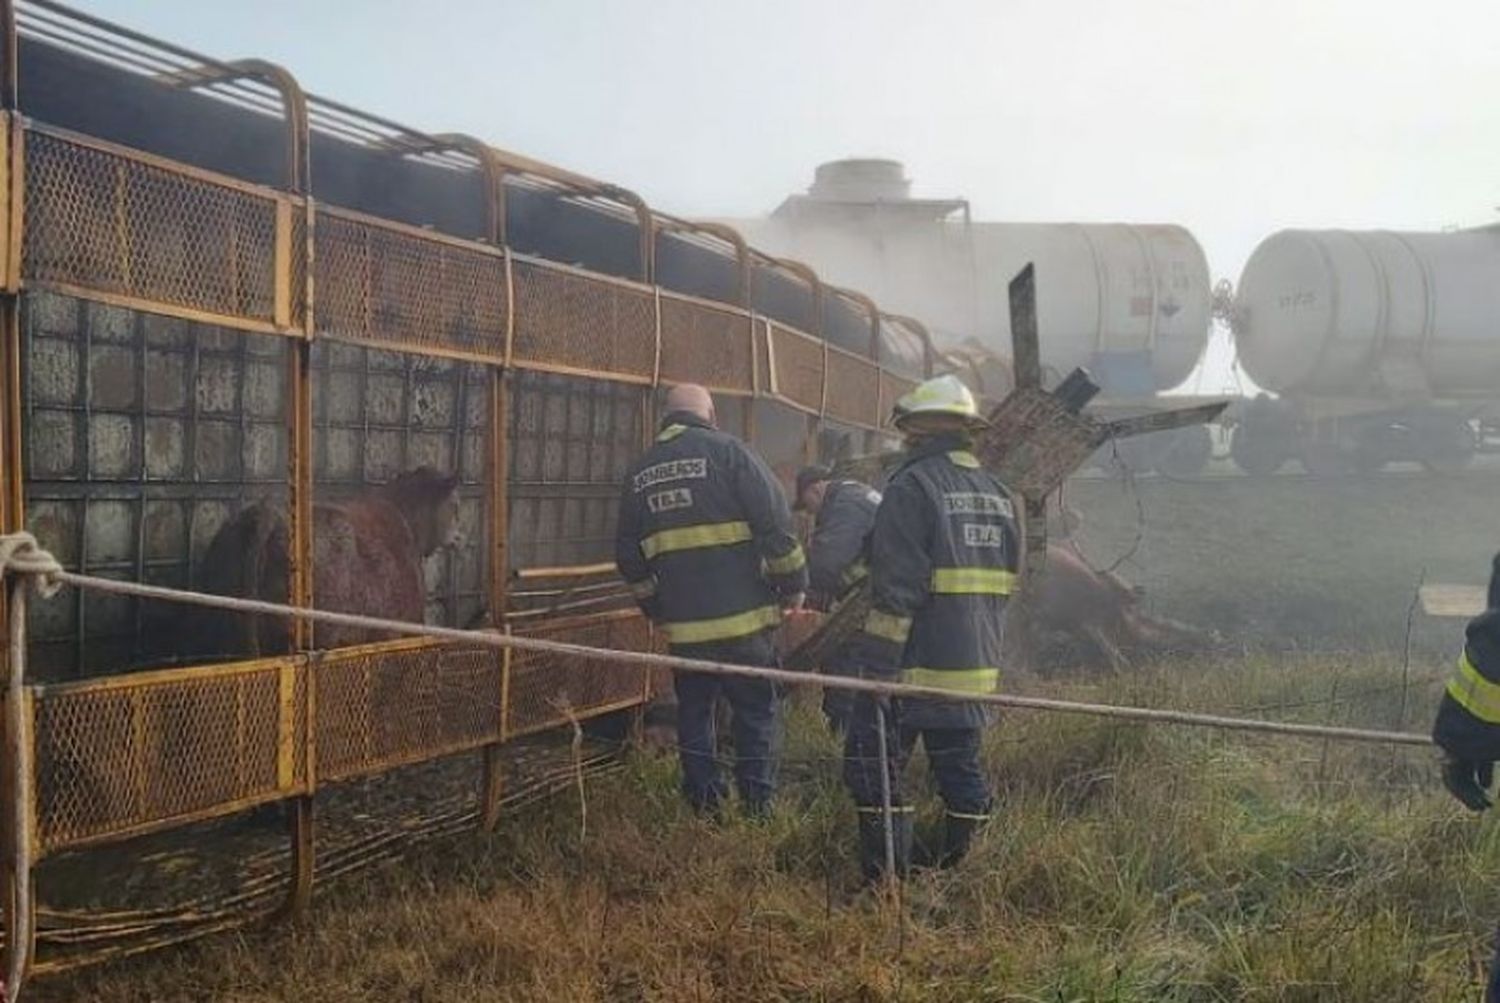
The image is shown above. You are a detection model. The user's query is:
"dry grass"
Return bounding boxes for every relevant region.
[28,650,1500,1002]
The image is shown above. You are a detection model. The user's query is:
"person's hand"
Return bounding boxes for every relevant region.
[1442,756,1495,812]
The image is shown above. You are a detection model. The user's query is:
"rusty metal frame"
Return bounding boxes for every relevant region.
[655,217,751,306]
[154,57,309,194]
[831,285,882,362]
[151,51,330,916]
[881,312,937,377]
[0,2,987,980]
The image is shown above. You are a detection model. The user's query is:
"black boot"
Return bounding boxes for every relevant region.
[857,811,912,885]
[939,812,988,869]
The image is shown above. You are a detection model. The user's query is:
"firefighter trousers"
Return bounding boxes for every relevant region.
[843,693,992,820]
[671,630,780,815]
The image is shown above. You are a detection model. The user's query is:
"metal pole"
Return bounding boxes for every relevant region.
[874,701,895,884]
[5,578,32,1000]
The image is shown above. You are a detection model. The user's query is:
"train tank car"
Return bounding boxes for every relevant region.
[720,158,1220,475]
[1227,226,1500,475]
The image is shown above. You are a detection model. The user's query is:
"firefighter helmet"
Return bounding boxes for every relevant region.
[891,374,987,430]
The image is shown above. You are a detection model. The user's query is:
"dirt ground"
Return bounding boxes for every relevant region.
[1063,468,1500,656]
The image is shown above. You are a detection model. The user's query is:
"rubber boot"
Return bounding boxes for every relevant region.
[857,811,912,885]
[938,813,987,869]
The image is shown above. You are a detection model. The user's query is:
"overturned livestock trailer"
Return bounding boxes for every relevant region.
[0,0,934,983]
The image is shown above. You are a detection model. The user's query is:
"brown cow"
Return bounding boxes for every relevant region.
[1011,544,1217,673]
[186,467,462,658]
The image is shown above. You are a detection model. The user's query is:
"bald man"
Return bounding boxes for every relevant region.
[616,383,807,817]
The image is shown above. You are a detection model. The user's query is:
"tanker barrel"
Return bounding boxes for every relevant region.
[1052,368,1100,414]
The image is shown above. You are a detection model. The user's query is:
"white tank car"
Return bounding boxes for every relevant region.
[1227,227,1500,475]
[720,159,1218,474]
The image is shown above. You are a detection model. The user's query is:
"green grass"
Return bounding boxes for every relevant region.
[29,651,1500,1002]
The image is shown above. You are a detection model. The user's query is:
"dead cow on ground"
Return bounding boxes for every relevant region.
[185,467,464,658]
[1011,544,1216,673]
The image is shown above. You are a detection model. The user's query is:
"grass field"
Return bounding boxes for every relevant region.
[31,648,1500,1003]
[25,470,1500,1000]
[1065,470,1500,655]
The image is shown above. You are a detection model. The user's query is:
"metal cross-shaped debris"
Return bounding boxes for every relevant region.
[786,263,1228,671]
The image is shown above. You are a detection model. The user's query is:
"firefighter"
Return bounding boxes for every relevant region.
[1431,551,1500,1000]
[616,383,807,817]
[842,374,1019,883]
[793,464,881,733]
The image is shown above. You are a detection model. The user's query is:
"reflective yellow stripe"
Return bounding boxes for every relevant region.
[640,520,751,559]
[945,811,991,821]
[930,567,1017,595]
[665,604,780,645]
[856,805,915,815]
[764,543,807,576]
[1447,650,1500,724]
[656,424,687,442]
[947,450,980,468]
[902,667,1000,694]
[840,561,869,588]
[864,609,912,645]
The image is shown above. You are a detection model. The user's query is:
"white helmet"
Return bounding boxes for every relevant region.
[891,374,987,430]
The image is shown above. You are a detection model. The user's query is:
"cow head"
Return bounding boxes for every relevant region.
[385,467,464,557]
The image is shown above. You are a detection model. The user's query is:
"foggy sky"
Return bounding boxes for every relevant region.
[68,0,1500,392]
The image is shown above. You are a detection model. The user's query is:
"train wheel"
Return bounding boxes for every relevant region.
[1229,425,1288,476]
[1153,425,1213,478]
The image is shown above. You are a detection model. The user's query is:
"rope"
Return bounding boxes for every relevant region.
[0,562,1426,750]
[0,532,63,598]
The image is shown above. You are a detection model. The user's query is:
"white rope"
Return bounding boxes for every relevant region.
[0,534,1434,749]
[0,532,62,598]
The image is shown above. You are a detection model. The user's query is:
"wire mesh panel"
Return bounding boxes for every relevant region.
[506,612,650,738]
[507,370,644,574]
[768,323,824,414]
[312,639,503,782]
[509,256,656,382]
[825,347,881,429]
[22,126,286,330]
[33,659,304,854]
[314,208,507,361]
[21,292,290,678]
[657,293,754,395]
[310,340,491,640]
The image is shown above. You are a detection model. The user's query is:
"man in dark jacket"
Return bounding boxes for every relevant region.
[616,383,807,817]
[842,374,1020,883]
[1431,551,1500,1001]
[794,464,881,733]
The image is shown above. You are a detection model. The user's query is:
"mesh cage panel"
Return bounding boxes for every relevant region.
[658,295,753,394]
[23,128,281,327]
[507,613,650,737]
[313,640,503,782]
[34,662,299,854]
[769,324,823,413]
[290,206,308,330]
[825,350,881,428]
[510,258,656,381]
[314,210,507,360]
